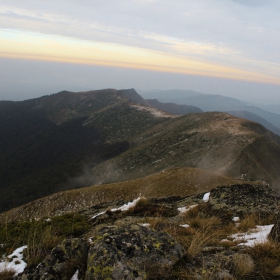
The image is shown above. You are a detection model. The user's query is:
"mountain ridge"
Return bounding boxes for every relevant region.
[138,89,280,133]
[1,88,280,213]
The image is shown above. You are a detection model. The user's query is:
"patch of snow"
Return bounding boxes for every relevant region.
[111,197,141,212]
[203,192,210,202]
[232,217,240,222]
[222,224,274,247]
[178,204,198,214]
[71,269,79,280]
[130,104,175,118]
[91,211,105,220]
[180,224,190,228]
[138,223,150,227]
[0,245,27,276]
[91,197,142,219]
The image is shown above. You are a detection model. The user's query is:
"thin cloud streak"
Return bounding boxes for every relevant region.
[0,29,279,85]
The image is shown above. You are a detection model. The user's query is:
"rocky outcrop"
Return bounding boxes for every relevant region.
[209,183,280,216]
[86,224,185,280]
[268,216,280,243]
[13,183,280,279]
[17,238,88,280]
[17,224,185,280]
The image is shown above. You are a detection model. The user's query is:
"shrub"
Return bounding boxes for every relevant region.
[232,253,255,278]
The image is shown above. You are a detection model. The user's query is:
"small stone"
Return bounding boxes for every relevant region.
[217,270,234,279]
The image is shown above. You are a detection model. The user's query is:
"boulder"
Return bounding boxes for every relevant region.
[209,183,279,215]
[17,238,89,280]
[268,217,280,243]
[85,224,186,279]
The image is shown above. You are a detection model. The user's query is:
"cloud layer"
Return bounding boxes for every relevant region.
[0,0,279,90]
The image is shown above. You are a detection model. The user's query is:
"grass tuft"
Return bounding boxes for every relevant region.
[238,214,257,232]
[232,253,255,278]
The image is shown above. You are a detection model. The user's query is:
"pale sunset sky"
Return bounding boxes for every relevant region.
[0,0,279,102]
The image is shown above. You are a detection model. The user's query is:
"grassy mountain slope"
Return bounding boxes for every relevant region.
[0,167,246,222]
[0,89,170,212]
[89,112,280,188]
[1,89,280,213]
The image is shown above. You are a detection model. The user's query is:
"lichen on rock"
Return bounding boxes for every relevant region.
[85,224,186,280]
[16,238,89,280]
[209,183,279,215]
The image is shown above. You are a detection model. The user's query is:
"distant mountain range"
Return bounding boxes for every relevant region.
[137,89,280,135]
[1,88,280,212]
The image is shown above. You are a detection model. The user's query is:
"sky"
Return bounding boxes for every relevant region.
[0,0,279,102]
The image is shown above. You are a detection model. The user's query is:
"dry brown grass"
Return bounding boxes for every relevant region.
[124,197,149,215]
[0,268,16,280]
[182,205,199,219]
[232,253,255,278]
[0,167,249,223]
[272,265,280,276]
[245,241,280,277]
[25,227,61,266]
[238,214,257,232]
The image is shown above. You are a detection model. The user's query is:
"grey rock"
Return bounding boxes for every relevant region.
[209,183,279,215]
[85,224,186,279]
[268,216,280,243]
[17,238,89,280]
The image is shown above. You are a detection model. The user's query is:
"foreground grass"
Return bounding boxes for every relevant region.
[0,213,91,266]
[134,199,280,279]
[1,196,279,279]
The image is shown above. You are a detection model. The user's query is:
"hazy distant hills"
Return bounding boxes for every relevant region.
[137,89,246,110]
[145,99,202,115]
[1,88,280,212]
[122,88,202,115]
[260,104,280,115]
[227,111,280,136]
[137,89,207,102]
[138,89,280,135]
